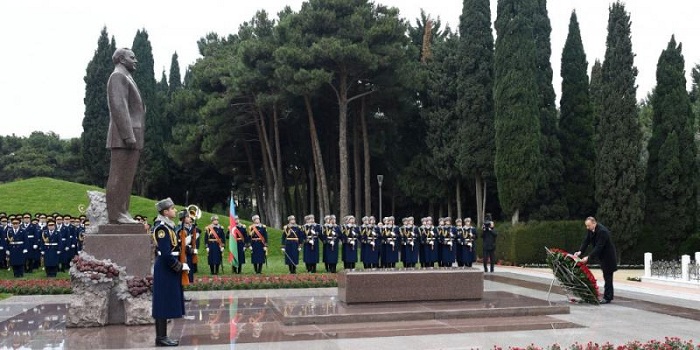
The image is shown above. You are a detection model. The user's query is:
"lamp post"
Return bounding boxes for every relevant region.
[377,175,384,220]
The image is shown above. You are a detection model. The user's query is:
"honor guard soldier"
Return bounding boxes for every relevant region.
[0,216,7,270]
[22,213,40,273]
[282,215,304,274]
[455,219,468,267]
[359,216,369,265]
[462,218,477,267]
[399,217,408,266]
[341,215,359,270]
[322,215,340,273]
[6,217,27,277]
[151,198,187,347]
[65,215,78,261]
[420,217,438,268]
[176,215,200,283]
[41,219,62,277]
[302,214,320,273]
[230,217,249,274]
[381,217,400,268]
[439,217,456,267]
[249,215,268,274]
[205,215,226,275]
[76,219,86,253]
[401,217,420,268]
[361,216,380,269]
[57,215,72,272]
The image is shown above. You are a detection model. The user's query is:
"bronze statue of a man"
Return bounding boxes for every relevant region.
[105,48,145,224]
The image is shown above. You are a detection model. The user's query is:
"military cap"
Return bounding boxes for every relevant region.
[31,218,39,224]
[455,218,463,224]
[47,218,56,225]
[287,215,295,221]
[51,212,60,218]
[211,215,219,221]
[39,214,47,219]
[155,198,175,212]
[84,220,91,226]
[23,213,31,218]
[0,212,6,218]
[11,217,20,224]
[63,215,72,220]
[252,214,260,221]
[134,215,143,220]
[79,215,87,220]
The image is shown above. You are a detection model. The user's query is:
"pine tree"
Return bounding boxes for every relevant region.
[596,2,644,260]
[131,29,168,197]
[455,0,495,226]
[528,0,568,220]
[645,36,696,255]
[589,59,603,148]
[168,52,182,94]
[157,70,168,93]
[81,27,116,187]
[559,11,595,218]
[494,0,542,224]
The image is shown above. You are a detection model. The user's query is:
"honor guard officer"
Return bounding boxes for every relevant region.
[249,215,268,274]
[176,215,199,283]
[41,219,62,277]
[57,215,71,272]
[151,198,187,347]
[463,218,477,267]
[0,216,7,270]
[420,217,438,268]
[282,215,304,274]
[302,215,320,273]
[439,217,456,267]
[359,216,369,265]
[401,217,420,268]
[381,217,400,268]
[361,216,380,269]
[205,216,226,275]
[7,217,27,277]
[455,219,469,267]
[322,215,340,273]
[341,215,359,270]
[230,216,248,274]
[22,213,40,273]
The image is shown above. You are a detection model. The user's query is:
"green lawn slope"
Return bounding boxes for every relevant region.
[0,177,292,278]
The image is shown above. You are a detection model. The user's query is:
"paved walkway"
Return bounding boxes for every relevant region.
[1,267,699,349]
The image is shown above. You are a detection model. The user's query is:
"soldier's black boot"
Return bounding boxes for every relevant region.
[155,318,179,346]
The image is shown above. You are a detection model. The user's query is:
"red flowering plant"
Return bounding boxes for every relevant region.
[493,337,699,350]
[0,279,71,295]
[545,247,599,304]
[185,273,337,291]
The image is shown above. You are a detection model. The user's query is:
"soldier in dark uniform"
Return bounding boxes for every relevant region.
[249,215,268,274]
[57,215,72,272]
[230,217,248,274]
[463,218,477,267]
[76,220,87,253]
[21,213,40,273]
[6,218,27,277]
[205,215,226,275]
[176,216,199,283]
[151,198,186,347]
[0,216,7,270]
[420,216,438,268]
[381,217,400,268]
[401,217,420,268]
[361,216,379,269]
[41,219,62,277]
[322,215,340,273]
[302,214,320,273]
[282,215,304,274]
[439,217,456,267]
[341,215,359,270]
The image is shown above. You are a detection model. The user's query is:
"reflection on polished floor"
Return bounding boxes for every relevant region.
[0,292,579,349]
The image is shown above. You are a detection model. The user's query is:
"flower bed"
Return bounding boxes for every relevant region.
[185,274,338,291]
[545,247,599,304]
[0,279,71,295]
[495,337,699,350]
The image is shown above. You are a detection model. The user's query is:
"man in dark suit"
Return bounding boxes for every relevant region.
[575,217,618,304]
[106,47,146,224]
[481,217,497,273]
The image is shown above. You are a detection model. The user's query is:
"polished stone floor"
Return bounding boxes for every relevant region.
[1,267,699,349]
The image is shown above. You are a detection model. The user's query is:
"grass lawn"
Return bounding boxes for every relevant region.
[0,293,11,300]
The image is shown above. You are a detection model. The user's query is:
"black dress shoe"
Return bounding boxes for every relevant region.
[184,297,192,302]
[155,336,179,346]
[599,299,612,304]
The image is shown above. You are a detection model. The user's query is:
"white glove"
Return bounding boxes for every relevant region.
[57,251,61,255]
[206,248,210,253]
[410,241,414,247]
[65,247,70,251]
[310,240,315,246]
[448,241,453,246]
[281,248,286,252]
[264,246,268,252]
[350,240,355,246]
[23,249,28,253]
[185,235,192,245]
[298,248,302,252]
[194,249,198,255]
[33,245,38,249]
[429,241,434,246]
[6,251,10,256]
[41,251,45,255]
[220,247,224,252]
[390,241,395,247]
[182,263,191,271]
[370,241,375,247]
[330,241,335,246]
[71,244,75,248]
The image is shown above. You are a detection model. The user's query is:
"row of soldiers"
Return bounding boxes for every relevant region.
[0,212,87,278]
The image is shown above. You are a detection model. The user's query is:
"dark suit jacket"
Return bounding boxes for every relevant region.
[481,227,498,251]
[106,65,145,149]
[579,223,617,272]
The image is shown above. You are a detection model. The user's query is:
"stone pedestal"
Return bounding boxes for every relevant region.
[79,224,153,325]
[338,268,483,304]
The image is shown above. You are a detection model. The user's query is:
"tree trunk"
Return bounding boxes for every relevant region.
[512,209,519,226]
[304,95,330,218]
[253,102,281,228]
[353,111,362,218]
[272,105,286,225]
[456,180,462,220]
[475,172,485,227]
[338,71,350,219]
[308,166,316,217]
[243,140,264,222]
[361,96,371,216]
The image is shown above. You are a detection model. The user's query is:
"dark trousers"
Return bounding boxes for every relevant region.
[253,263,263,274]
[106,148,140,223]
[45,266,58,277]
[603,269,614,301]
[483,249,495,272]
[232,264,243,274]
[12,265,24,278]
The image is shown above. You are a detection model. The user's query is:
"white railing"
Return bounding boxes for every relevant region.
[643,252,700,286]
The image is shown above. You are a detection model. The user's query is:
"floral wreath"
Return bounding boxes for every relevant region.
[545,247,599,304]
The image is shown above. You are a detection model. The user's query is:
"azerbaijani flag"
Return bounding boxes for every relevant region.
[228,295,239,350]
[228,195,239,266]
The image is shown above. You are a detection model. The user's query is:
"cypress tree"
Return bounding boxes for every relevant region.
[596,2,644,260]
[157,70,168,93]
[559,11,595,218]
[494,0,542,224]
[131,29,168,197]
[81,27,116,187]
[455,0,495,226]
[528,0,568,219]
[168,52,182,94]
[645,36,696,255]
[589,59,603,147]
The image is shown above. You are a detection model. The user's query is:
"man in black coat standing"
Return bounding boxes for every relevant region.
[575,217,618,304]
[481,216,498,273]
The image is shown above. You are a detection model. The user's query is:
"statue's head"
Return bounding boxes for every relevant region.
[112,48,137,72]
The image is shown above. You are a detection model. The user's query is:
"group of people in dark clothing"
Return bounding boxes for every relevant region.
[0,212,87,278]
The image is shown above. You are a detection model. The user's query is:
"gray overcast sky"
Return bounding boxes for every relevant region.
[1,0,698,139]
